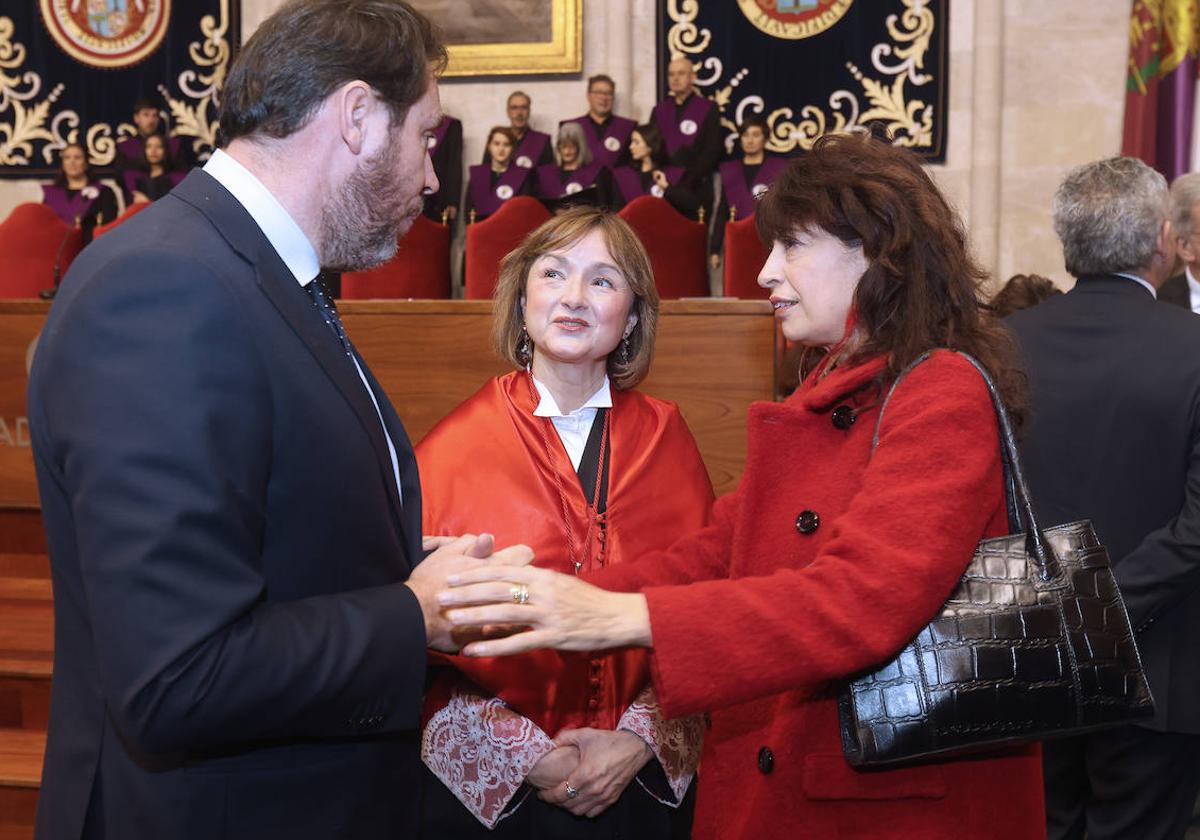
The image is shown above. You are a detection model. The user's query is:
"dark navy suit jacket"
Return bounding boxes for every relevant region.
[28,169,429,838]
[1007,274,1200,734]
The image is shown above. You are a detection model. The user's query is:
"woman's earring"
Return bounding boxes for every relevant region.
[518,327,532,365]
[618,336,631,364]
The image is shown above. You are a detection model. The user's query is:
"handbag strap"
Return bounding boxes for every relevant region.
[870,350,1060,582]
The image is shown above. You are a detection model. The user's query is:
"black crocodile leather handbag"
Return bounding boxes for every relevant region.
[838,351,1155,767]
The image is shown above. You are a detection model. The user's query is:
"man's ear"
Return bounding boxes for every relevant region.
[335,81,374,156]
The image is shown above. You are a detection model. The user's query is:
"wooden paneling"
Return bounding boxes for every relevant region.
[0,299,777,503]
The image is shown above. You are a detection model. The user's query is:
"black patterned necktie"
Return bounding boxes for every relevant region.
[305,274,353,357]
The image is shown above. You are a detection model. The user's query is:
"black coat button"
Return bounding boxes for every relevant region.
[795,510,819,534]
[757,746,774,774]
[831,405,856,430]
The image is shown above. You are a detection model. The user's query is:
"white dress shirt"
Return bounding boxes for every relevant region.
[1186,266,1200,314]
[203,150,404,504]
[530,374,612,471]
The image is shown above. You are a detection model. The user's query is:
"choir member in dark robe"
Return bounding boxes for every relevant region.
[611,123,701,219]
[114,97,188,200]
[653,57,722,186]
[424,114,463,223]
[536,122,614,210]
[124,134,186,204]
[419,207,712,838]
[709,115,788,268]
[560,74,636,171]
[483,91,555,172]
[42,143,119,244]
[467,126,535,222]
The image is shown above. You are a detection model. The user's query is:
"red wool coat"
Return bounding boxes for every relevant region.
[590,351,1046,839]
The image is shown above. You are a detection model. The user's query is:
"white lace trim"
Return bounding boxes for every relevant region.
[421,688,556,828]
[617,685,705,806]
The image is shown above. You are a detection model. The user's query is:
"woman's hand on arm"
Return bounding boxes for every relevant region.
[539,728,653,818]
[525,745,581,790]
[438,565,652,657]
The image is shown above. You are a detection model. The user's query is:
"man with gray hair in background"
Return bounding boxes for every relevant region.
[1008,156,1200,840]
[1158,171,1200,312]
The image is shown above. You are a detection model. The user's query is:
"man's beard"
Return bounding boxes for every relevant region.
[319,140,419,273]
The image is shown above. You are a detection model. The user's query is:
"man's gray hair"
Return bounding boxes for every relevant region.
[1052,156,1169,277]
[1171,172,1200,239]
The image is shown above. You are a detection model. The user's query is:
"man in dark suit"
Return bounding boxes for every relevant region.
[1159,172,1200,312]
[1007,155,1200,840]
[27,2,530,838]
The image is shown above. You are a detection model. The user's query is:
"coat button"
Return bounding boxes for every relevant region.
[831,405,856,430]
[795,510,819,534]
[757,746,774,774]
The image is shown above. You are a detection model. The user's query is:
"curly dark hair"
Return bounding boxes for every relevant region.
[756,131,1027,427]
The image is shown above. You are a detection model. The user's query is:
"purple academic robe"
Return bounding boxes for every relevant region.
[562,115,637,170]
[612,165,685,205]
[42,184,109,226]
[652,95,715,157]
[535,161,605,199]
[468,164,533,219]
[719,156,789,220]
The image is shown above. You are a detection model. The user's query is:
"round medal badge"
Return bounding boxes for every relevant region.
[565,182,583,195]
[680,119,698,136]
[40,0,171,69]
[516,155,533,169]
[496,184,514,200]
[604,136,622,152]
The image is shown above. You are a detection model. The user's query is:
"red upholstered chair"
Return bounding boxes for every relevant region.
[618,196,708,298]
[92,201,151,239]
[0,203,84,298]
[464,197,551,300]
[342,214,452,299]
[723,213,769,299]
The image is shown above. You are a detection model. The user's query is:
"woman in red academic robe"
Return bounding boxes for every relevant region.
[441,135,1047,839]
[418,207,714,837]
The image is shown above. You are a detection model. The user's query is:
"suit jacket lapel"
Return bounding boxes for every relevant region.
[172,170,410,548]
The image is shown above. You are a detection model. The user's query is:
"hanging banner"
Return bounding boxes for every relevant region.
[659,0,949,161]
[0,0,239,178]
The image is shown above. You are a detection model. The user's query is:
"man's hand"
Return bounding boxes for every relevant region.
[405,534,534,651]
[538,728,652,818]
[525,745,580,791]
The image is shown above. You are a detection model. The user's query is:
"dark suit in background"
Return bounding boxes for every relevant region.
[28,170,429,839]
[1007,274,1200,839]
[1159,272,1192,310]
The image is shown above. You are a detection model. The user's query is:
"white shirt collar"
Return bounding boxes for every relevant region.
[203,149,320,286]
[1112,271,1157,299]
[530,373,612,418]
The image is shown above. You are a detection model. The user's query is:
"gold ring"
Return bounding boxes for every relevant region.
[510,584,530,605]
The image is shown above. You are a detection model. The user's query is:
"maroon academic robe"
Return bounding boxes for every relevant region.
[418,371,715,737]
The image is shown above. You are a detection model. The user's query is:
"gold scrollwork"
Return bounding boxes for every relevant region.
[0,5,229,171]
[667,0,941,155]
[667,0,712,58]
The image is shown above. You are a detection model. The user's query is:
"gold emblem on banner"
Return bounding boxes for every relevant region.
[737,0,853,40]
[39,0,171,69]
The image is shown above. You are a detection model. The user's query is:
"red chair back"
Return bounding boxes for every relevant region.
[464,197,551,300]
[723,213,769,299]
[342,214,452,299]
[92,201,151,239]
[0,203,84,298]
[618,196,708,298]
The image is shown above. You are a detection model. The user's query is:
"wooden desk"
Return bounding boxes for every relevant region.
[0,299,778,506]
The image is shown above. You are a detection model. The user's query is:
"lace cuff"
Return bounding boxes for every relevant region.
[422,687,557,828]
[617,684,705,807]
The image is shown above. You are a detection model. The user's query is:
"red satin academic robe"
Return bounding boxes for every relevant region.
[417,371,714,737]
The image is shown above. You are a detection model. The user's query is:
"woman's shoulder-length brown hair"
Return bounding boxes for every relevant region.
[492,206,660,390]
[755,131,1026,427]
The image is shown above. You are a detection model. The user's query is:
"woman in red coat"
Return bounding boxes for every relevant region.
[440,132,1046,839]
[418,207,714,838]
